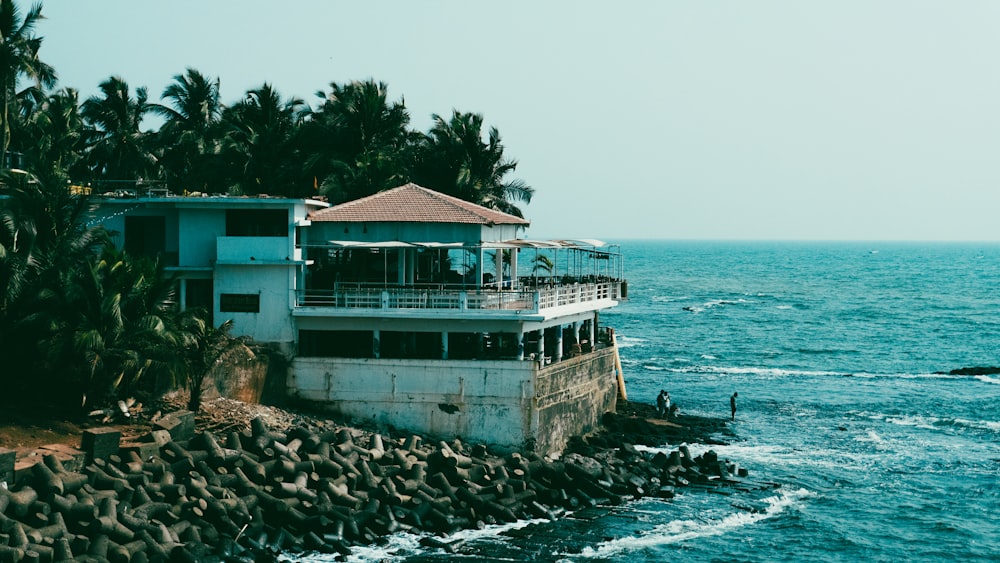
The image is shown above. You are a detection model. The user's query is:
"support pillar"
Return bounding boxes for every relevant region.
[373,330,381,359]
[179,279,187,311]
[441,332,449,360]
[494,249,504,288]
[555,325,563,363]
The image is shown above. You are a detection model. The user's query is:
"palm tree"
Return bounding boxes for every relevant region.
[304,79,414,202]
[220,83,308,196]
[42,248,179,408]
[150,68,223,193]
[414,110,533,217]
[0,0,56,168]
[0,170,109,403]
[175,314,246,412]
[17,87,87,186]
[80,76,155,187]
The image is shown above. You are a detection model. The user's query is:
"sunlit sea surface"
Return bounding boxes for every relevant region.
[306,240,1000,562]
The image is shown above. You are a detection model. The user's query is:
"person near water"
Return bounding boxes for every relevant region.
[656,390,667,417]
[664,392,671,417]
[730,391,738,420]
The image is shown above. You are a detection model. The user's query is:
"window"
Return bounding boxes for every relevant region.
[220,293,260,313]
[298,330,373,358]
[124,216,166,256]
[225,209,287,237]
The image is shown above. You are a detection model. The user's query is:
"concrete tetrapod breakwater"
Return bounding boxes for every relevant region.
[0,406,764,562]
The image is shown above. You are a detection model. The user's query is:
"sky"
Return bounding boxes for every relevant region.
[35,1,1000,241]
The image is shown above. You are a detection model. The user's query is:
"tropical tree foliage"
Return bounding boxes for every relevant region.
[220,83,308,196]
[0,0,56,167]
[17,87,86,185]
[413,110,533,216]
[0,0,535,412]
[150,68,223,193]
[41,248,178,407]
[175,315,247,412]
[80,76,155,185]
[0,169,108,404]
[304,79,416,203]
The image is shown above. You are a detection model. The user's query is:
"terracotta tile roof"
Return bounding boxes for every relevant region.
[308,183,530,226]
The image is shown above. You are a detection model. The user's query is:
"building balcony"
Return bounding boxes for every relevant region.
[294,279,624,315]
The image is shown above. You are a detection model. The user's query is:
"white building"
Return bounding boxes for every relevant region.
[93,183,626,455]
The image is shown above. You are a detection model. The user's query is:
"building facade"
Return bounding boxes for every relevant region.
[91,183,626,455]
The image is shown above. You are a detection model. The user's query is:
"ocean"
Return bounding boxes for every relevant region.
[313,240,1000,562]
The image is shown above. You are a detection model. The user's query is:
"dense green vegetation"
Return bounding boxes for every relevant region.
[0,0,533,413]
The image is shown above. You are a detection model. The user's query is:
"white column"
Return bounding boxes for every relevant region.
[397,249,406,285]
[555,325,563,362]
[510,248,518,289]
[495,249,503,288]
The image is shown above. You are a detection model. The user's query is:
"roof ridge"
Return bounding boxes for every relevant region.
[308,183,529,226]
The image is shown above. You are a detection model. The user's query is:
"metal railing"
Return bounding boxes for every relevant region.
[295,280,623,312]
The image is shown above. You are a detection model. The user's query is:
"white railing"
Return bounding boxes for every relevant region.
[296,281,622,312]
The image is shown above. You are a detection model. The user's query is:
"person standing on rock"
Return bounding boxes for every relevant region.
[656,390,667,418]
[730,392,738,421]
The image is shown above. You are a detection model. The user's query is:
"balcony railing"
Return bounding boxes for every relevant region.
[295,280,624,313]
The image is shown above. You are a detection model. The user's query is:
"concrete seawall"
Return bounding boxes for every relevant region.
[290,348,619,456]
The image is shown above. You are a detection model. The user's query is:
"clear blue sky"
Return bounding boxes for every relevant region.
[37,1,1000,241]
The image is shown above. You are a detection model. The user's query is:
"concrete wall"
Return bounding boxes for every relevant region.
[289,357,535,447]
[215,264,296,346]
[178,208,224,266]
[288,349,619,455]
[533,347,619,454]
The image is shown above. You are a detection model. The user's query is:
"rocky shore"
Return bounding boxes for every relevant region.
[0,400,762,562]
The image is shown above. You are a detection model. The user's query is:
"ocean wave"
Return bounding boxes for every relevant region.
[568,489,811,559]
[682,298,753,314]
[974,374,1000,385]
[859,412,1000,434]
[846,372,969,381]
[651,294,693,303]
[615,335,647,348]
[634,443,872,473]
[328,518,547,562]
[671,365,844,378]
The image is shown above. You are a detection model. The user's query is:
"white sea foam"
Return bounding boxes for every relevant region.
[857,430,884,444]
[567,489,811,560]
[683,298,753,314]
[848,372,963,380]
[314,518,547,562]
[861,411,1000,434]
[633,443,871,472]
[974,374,1000,385]
[615,335,647,348]
[681,365,842,378]
[884,414,939,431]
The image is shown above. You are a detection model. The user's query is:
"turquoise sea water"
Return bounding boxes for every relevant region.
[313,240,1000,562]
